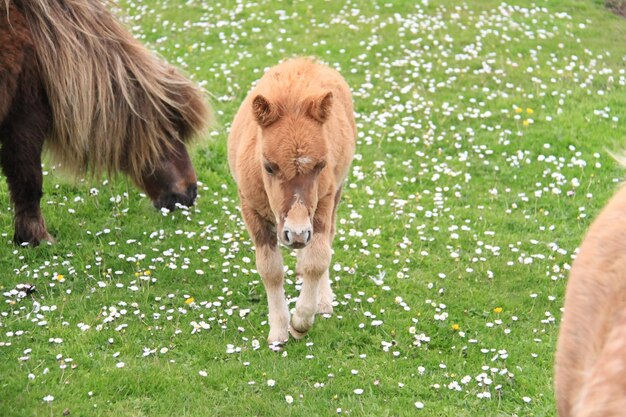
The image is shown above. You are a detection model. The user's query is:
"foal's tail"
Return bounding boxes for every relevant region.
[12,0,211,179]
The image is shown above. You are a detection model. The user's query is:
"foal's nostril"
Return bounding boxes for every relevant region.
[282,226,312,248]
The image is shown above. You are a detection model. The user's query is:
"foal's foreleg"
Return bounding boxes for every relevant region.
[318,188,344,315]
[317,263,334,315]
[297,249,333,315]
[0,93,53,246]
[290,194,334,339]
[257,244,290,346]
[290,233,332,338]
[241,203,289,346]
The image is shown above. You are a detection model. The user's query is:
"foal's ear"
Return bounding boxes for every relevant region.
[306,91,333,124]
[252,95,279,127]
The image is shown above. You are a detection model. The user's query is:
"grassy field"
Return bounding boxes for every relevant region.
[2,0,626,415]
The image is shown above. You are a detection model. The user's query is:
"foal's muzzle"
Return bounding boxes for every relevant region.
[281,224,313,249]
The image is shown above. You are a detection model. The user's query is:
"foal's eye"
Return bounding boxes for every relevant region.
[314,161,327,172]
[264,163,277,175]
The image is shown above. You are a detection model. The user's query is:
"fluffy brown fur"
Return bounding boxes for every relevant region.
[228,58,356,345]
[10,0,210,181]
[0,0,211,245]
[555,183,626,416]
[229,59,355,225]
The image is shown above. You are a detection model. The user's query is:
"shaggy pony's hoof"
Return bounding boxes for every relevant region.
[14,217,55,247]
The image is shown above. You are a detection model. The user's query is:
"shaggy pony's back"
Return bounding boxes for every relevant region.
[11,0,210,180]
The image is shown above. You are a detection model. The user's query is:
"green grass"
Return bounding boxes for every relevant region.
[2,0,626,415]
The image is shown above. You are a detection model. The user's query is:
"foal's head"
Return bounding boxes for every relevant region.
[253,91,333,249]
[136,139,198,211]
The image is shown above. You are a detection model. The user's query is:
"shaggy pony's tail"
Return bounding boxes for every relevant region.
[12,0,211,180]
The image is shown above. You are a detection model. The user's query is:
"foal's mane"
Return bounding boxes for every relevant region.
[257,59,329,118]
[257,58,336,117]
[14,0,211,181]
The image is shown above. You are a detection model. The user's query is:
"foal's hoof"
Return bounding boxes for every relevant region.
[267,328,289,350]
[268,340,288,352]
[267,326,289,346]
[289,312,314,339]
[289,323,308,340]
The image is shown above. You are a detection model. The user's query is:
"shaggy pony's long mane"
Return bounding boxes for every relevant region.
[9,0,210,182]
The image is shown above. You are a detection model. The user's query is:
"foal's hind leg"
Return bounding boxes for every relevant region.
[0,91,53,246]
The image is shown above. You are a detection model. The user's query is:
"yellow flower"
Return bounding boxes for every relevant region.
[185,297,195,305]
[494,307,503,313]
[515,107,523,113]
[451,324,460,331]
[56,274,65,282]
[144,270,151,276]
[526,108,534,114]
[522,120,530,127]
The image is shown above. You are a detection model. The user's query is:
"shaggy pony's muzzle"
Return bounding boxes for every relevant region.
[140,142,198,211]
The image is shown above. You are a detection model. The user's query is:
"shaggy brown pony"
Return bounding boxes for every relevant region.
[0,0,210,245]
[228,58,356,346]
[555,183,626,416]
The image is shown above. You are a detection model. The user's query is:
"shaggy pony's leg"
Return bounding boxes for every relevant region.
[0,12,22,124]
[241,202,289,346]
[0,80,14,126]
[0,82,53,246]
